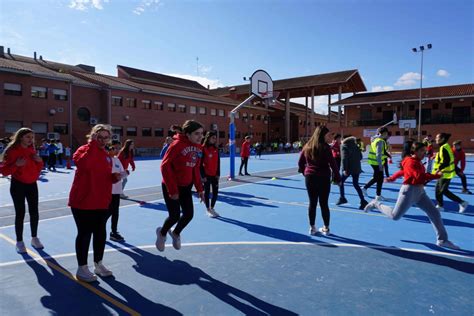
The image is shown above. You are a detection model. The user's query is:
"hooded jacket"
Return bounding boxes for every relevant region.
[341,136,362,175]
[388,156,440,185]
[0,145,43,183]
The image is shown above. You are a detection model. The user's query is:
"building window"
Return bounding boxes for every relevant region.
[167,103,176,112]
[53,124,68,135]
[112,96,123,106]
[211,109,217,116]
[142,127,152,137]
[218,109,225,117]
[4,83,22,96]
[445,102,452,109]
[256,114,261,120]
[219,131,225,138]
[154,128,164,137]
[178,104,186,113]
[432,103,438,110]
[409,104,415,111]
[360,109,372,120]
[453,106,471,123]
[31,86,47,98]
[53,89,68,101]
[199,107,206,115]
[5,121,22,133]
[242,112,248,119]
[142,100,151,109]
[250,113,254,120]
[190,106,197,114]
[77,107,91,122]
[126,98,137,108]
[376,107,382,113]
[112,126,123,136]
[154,101,163,110]
[32,122,48,135]
[235,111,239,119]
[126,127,137,136]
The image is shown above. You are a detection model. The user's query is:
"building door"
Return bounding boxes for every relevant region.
[452,106,471,123]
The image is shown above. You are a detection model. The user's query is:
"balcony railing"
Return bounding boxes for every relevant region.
[350,115,473,127]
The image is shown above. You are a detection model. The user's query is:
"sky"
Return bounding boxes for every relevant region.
[1,0,473,113]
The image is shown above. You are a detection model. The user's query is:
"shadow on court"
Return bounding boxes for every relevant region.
[233,179,307,191]
[217,191,277,208]
[403,214,474,229]
[106,242,298,316]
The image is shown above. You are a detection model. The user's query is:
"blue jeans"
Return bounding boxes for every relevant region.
[339,173,365,202]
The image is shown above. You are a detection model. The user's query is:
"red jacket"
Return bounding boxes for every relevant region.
[330,141,341,158]
[241,141,251,158]
[118,151,135,171]
[452,147,466,172]
[68,140,118,210]
[201,145,220,177]
[0,145,43,184]
[161,134,203,197]
[387,156,440,185]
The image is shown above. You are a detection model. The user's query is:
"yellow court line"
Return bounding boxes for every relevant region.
[0,232,140,316]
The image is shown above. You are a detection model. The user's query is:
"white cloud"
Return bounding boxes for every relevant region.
[371,85,394,92]
[69,0,109,11]
[437,69,450,77]
[394,72,423,87]
[166,73,224,89]
[133,0,161,15]
[198,65,212,76]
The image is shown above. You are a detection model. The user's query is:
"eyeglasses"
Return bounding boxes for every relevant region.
[97,136,111,140]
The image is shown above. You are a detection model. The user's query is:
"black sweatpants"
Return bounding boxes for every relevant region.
[435,178,463,207]
[239,157,249,174]
[305,175,331,227]
[48,153,56,170]
[71,208,111,266]
[161,183,194,236]
[10,178,39,242]
[204,176,219,209]
[364,165,384,196]
[109,194,121,233]
[455,167,468,190]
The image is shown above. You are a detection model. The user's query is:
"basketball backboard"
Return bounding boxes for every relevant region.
[399,119,417,130]
[250,70,273,99]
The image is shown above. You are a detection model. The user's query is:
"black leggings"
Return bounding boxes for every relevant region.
[305,175,331,227]
[364,165,384,196]
[455,167,468,190]
[384,161,390,177]
[161,183,194,236]
[204,176,219,209]
[109,194,121,233]
[71,208,111,266]
[10,178,39,242]
[239,157,249,174]
[48,153,56,170]
[435,178,463,206]
[339,173,365,202]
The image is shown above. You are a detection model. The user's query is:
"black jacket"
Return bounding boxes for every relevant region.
[341,136,362,175]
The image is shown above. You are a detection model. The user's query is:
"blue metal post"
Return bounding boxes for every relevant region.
[229,119,235,179]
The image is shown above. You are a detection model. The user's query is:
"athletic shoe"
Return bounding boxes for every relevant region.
[31,237,44,249]
[94,261,113,277]
[211,208,220,217]
[362,188,368,198]
[435,205,444,212]
[459,201,469,214]
[76,265,97,282]
[318,227,330,236]
[238,173,244,176]
[359,200,369,210]
[309,225,317,236]
[437,240,461,250]
[364,201,377,213]
[375,195,387,202]
[120,194,128,199]
[462,189,472,194]
[155,227,166,252]
[336,197,348,206]
[16,241,26,254]
[245,173,251,176]
[168,231,181,250]
[110,232,125,242]
[206,208,219,218]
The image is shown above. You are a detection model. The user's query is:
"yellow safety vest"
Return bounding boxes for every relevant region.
[432,143,456,179]
[368,138,387,166]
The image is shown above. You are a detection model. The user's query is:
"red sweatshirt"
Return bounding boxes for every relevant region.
[118,151,135,171]
[452,147,466,172]
[161,134,204,197]
[331,141,341,159]
[241,140,251,158]
[0,145,43,184]
[201,145,220,177]
[387,156,440,185]
[68,140,118,210]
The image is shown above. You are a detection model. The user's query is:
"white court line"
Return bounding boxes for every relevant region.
[0,241,472,268]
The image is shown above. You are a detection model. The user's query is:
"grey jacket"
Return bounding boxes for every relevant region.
[341,136,362,175]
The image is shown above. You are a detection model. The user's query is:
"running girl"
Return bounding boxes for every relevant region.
[118,139,136,199]
[201,131,220,218]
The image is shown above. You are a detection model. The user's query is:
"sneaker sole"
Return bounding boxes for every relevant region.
[94,270,113,277]
[76,275,97,283]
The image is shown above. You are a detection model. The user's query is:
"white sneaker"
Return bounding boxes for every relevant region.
[31,237,44,249]
[94,261,113,277]
[309,225,317,236]
[362,188,368,198]
[318,227,330,236]
[459,201,469,214]
[16,241,26,254]
[375,195,386,202]
[168,230,181,250]
[211,208,220,217]
[155,227,166,252]
[206,208,219,218]
[76,265,97,282]
[364,200,377,213]
[435,205,444,212]
[437,240,461,250]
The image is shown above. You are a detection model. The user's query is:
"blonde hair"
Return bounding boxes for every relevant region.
[86,124,112,140]
[4,127,35,158]
[303,126,329,161]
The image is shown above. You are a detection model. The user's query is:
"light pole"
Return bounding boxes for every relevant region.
[412,43,432,141]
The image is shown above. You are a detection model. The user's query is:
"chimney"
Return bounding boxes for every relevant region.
[7,47,11,55]
[0,46,4,58]
[39,55,43,61]
[207,85,210,90]
[34,52,37,60]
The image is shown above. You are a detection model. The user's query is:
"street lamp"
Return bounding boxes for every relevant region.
[412,44,432,141]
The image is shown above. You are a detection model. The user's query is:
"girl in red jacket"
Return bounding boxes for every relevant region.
[156,120,205,252]
[201,131,220,218]
[238,136,251,176]
[452,140,472,194]
[1,128,44,253]
[118,139,135,198]
[69,124,121,282]
[365,142,459,250]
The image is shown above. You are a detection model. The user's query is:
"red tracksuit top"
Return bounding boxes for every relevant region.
[201,145,220,177]
[452,147,466,172]
[161,134,204,197]
[118,151,135,171]
[68,140,118,210]
[388,156,440,185]
[241,141,251,158]
[0,145,43,184]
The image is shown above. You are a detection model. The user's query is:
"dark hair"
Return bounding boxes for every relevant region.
[334,134,341,140]
[119,139,134,159]
[182,120,203,135]
[453,140,462,146]
[170,125,183,134]
[411,141,426,154]
[378,127,388,134]
[303,126,330,161]
[401,139,415,159]
[111,140,121,146]
[4,127,35,157]
[437,133,451,144]
[202,131,217,147]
